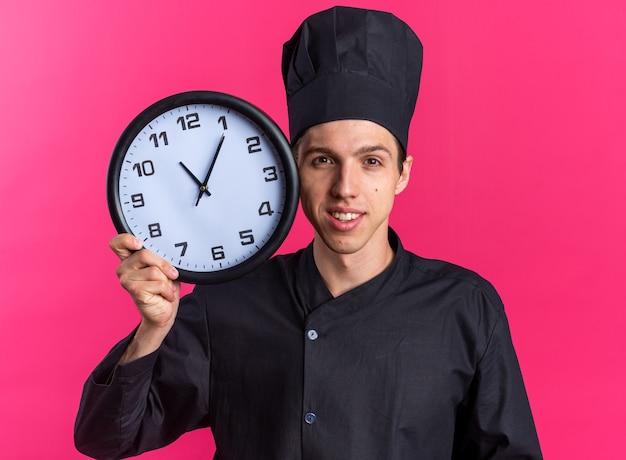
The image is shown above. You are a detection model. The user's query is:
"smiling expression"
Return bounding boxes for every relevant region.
[295,119,412,258]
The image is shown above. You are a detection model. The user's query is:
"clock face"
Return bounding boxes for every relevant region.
[107,91,299,284]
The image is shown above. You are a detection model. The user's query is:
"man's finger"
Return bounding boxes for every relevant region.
[110,233,143,260]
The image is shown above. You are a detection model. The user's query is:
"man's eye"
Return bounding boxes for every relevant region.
[365,158,381,166]
[313,156,331,164]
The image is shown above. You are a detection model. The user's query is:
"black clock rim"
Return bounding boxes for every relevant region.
[106,90,299,284]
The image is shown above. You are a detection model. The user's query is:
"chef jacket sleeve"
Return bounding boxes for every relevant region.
[452,287,543,459]
[74,290,211,459]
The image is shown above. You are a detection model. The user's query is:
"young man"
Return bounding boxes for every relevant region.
[75,6,542,459]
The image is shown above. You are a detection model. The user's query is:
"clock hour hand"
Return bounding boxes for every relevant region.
[179,162,211,197]
[196,133,225,206]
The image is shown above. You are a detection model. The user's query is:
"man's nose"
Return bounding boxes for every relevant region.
[330,164,359,198]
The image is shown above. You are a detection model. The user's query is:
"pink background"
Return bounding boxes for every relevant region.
[1,0,624,458]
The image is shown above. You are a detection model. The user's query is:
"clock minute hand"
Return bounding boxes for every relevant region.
[179,162,211,197]
[196,133,225,206]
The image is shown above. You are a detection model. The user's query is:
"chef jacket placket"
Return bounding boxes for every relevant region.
[301,299,327,459]
[294,235,403,459]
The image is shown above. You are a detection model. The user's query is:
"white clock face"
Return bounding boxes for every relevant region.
[109,93,297,283]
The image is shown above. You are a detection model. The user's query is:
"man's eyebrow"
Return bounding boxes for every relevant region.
[355,144,393,157]
[299,146,334,158]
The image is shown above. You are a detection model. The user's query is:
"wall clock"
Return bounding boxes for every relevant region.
[107,91,298,284]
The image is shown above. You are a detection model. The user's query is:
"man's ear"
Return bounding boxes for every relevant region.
[395,155,413,195]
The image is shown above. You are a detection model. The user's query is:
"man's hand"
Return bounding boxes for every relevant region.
[110,233,181,363]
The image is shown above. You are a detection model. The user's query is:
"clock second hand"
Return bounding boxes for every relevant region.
[196,133,225,206]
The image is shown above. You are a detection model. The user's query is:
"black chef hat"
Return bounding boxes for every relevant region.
[282,6,423,151]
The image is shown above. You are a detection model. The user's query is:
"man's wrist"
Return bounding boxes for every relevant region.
[118,321,170,364]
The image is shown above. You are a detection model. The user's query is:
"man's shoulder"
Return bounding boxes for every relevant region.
[402,249,503,308]
[257,247,308,276]
[405,251,484,283]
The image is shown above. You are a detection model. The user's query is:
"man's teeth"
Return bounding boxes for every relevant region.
[332,212,360,222]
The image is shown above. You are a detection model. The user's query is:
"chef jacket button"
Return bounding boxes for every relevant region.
[307,329,319,341]
[304,412,317,424]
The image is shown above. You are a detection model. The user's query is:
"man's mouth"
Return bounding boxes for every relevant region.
[331,212,361,222]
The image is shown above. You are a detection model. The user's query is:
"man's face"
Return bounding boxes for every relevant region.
[296,119,412,257]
